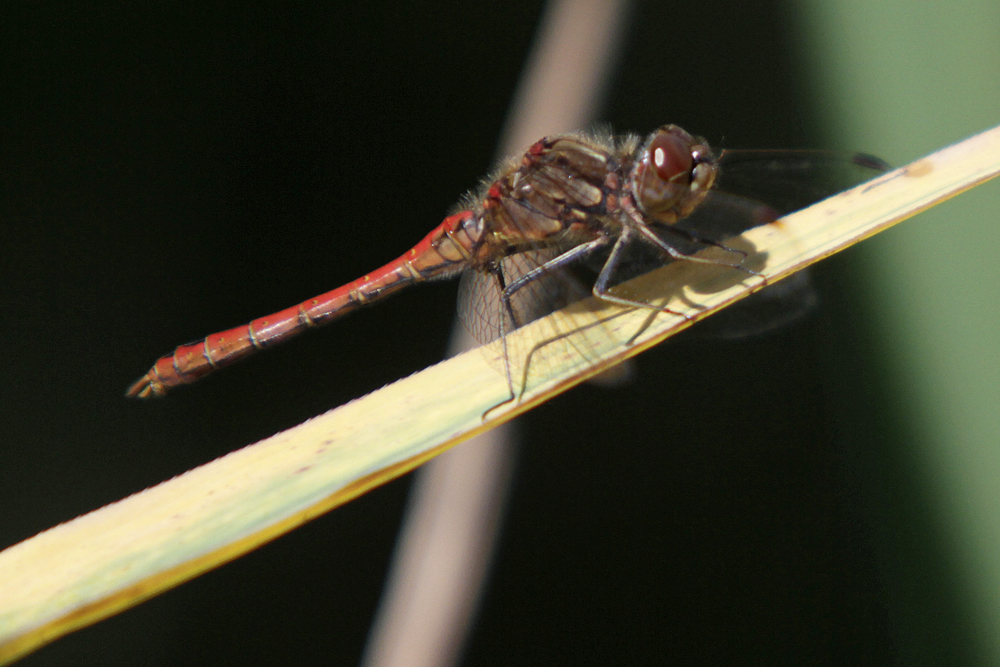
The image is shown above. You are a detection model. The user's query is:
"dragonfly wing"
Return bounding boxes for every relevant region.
[457,248,589,345]
[458,246,636,394]
[656,151,887,338]
[715,150,889,215]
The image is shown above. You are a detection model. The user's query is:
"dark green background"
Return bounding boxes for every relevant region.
[1,1,972,664]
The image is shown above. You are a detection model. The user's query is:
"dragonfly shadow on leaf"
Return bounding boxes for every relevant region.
[478,233,771,404]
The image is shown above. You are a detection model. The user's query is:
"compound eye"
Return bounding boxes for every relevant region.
[649,128,693,183]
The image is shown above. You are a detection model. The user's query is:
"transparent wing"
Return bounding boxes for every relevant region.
[457,245,640,395]
[672,150,889,338]
[457,248,582,345]
[714,149,889,215]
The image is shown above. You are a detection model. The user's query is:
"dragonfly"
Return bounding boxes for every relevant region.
[127,124,885,400]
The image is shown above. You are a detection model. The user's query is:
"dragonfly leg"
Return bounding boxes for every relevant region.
[591,227,693,321]
[632,221,741,268]
[633,220,765,283]
[490,267,517,410]
[661,223,750,262]
[482,237,611,420]
[667,225,770,288]
[499,236,611,313]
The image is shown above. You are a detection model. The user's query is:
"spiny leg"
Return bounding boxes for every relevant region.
[591,227,693,319]
[660,222,750,262]
[482,237,610,419]
[637,221,764,282]
[493,266,517,412]
[500,237,610,310]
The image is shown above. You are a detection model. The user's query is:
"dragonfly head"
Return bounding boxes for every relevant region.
[630,124,717,225]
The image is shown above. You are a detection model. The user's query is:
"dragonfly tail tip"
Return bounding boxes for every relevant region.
[125,375,159,400]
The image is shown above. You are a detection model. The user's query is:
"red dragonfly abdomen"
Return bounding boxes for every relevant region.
[127,211,483,398]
